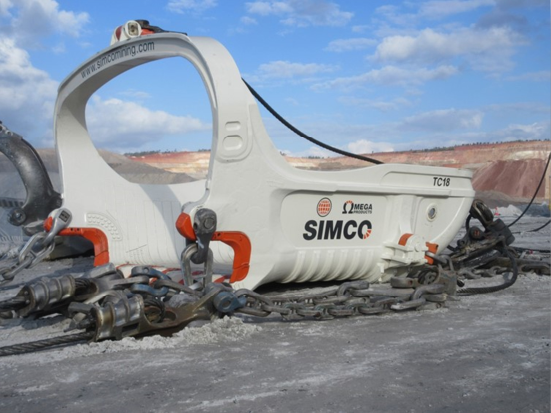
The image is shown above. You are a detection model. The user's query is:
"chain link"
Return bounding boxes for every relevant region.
[0,218,549,355]
[231,279,448,321]
[0,208,71,283]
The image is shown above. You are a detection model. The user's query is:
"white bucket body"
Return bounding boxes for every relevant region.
[53,31,474,289]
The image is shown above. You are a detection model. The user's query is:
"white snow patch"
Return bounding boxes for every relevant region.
[493,205,522,217]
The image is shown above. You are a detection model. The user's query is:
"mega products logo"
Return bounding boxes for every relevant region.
[342,200,373,214]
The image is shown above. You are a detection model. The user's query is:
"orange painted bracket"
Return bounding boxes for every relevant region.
[176,213,252,283]
[398,233,439,265]
[425,242,439,265]
[44,217,110,266]
[398,233,414,246]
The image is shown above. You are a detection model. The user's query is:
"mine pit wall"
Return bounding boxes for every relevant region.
[472,159,548,200]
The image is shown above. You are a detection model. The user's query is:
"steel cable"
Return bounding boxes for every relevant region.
[508,151,551,228]
[0,331,94,357]
[0,295,26,311]
[242,78,383,165]
[457,242,519,295]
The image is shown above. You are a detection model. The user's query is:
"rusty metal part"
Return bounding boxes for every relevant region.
[76,286,221,341]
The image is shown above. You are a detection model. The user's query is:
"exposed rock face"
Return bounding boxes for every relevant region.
[472,159,548,199]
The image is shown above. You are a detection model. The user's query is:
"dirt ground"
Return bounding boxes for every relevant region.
[0,216,549,413]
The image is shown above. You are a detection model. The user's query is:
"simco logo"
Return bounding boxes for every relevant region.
[342,200,373,215]
[303,219,372,241]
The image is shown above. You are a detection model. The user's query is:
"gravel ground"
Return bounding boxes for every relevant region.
[0,216,549,413]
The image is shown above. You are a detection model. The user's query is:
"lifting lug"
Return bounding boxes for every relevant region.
[190,208,217,265]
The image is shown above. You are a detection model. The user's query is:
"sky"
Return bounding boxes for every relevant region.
[0,0,549,157]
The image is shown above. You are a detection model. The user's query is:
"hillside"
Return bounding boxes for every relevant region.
[129,140,550,205]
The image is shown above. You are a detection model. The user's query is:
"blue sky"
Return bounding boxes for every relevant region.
[0,0,549,156]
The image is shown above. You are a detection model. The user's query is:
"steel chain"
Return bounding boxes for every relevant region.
[0,208,71,283]
[231,279,447,321]
[0,222,549,356]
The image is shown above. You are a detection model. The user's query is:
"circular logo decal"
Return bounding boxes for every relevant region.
[317,198,332,217]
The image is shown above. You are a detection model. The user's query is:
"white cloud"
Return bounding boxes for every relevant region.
[374,0,495,27]
[9,0,89,48]
[399,109,484,132]
[240,16,258,25]
[312,65,458,90]
[338,96,412,112]
[245,0,353,27]
[506,71,550,82]
[419,120,551,147]
[257,60,338,79]
[285,97,299,106]
[271,114,549,156]
[245,1,292,15]
[167,0,217,14]
[86,96,210,150]
[494,122,549,140]
[374,4,415,27]
[118,89,152,100]
[484,102,550,114]
[325,38,376,52]
[418,0,495,19]
[351,25,369,33]
[0,1,91,144]
[372,27,524,72]
[51,42,65,54]
[346,139,394,154]
[0,37,58,140]
[0,0,12,16]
